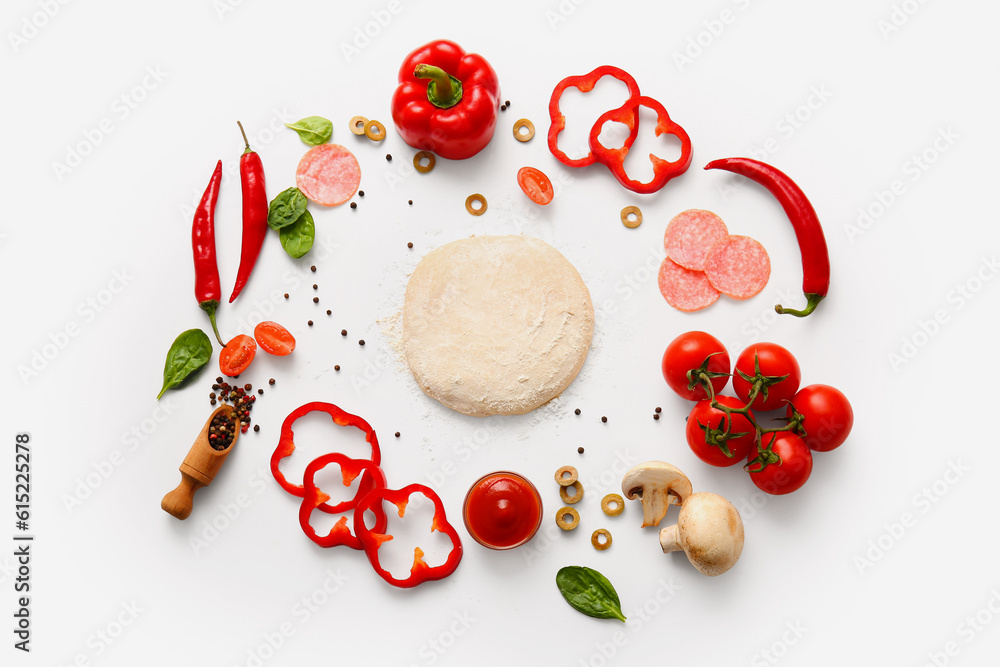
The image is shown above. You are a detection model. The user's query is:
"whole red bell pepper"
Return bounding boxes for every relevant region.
[354,483,463,588]
[391,40,500,160]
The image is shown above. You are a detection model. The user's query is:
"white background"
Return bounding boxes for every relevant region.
[2,0,998,665]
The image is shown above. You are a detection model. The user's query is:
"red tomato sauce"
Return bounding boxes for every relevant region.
[463,472,542,549]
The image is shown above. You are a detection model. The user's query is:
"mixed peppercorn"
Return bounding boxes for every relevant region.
[209,377,257,434]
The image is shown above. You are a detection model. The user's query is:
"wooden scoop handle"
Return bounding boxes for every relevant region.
[161,472,204,520]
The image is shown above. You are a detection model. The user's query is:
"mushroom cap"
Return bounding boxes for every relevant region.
[621,461,693,527]
[671,492,744,576]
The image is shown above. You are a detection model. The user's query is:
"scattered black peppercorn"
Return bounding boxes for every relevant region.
[254,424,260,432]
[408,200,413,205]
[350,202,357,209]
[269,378,275,385]
[359,339,365,346]
[308,320,314,326]
[394,432,400,438]
[577,447,584,454]
[358,190,364,197]
[326,310,332,315]
[386,154,392,161]
[334,364,341,371]
[655,407,662,414]
[313,297,319,303]
[653,414,660,421]
[283,293,289,299]
[574,408,581,415]
[407,242,413,249]
[505,100,510,106]
[341,329,347,336]
[258,389,263,395]
[313,284,318,290]
[601,416,608,423]
[500,104,506,111]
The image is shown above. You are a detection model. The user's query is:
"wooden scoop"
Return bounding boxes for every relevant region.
[161,404,239,520]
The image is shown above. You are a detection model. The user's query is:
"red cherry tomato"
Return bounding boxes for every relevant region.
[786,384,853,452]
[220,334,256,377]
[661,331,730,401]
[685,396,756,467]
[254,321,296,356]
[733,342,801,411]
[516,167,554,205]
[746,431,812,495]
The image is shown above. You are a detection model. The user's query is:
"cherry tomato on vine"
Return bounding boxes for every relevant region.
[662,331,731,401]
[746,431,812,495]
[732,342,801,411]
[516,167,554,205]
[254,321,296,356]
[685,395,756,467]
[219,334,256,376]
[786,384,853,452]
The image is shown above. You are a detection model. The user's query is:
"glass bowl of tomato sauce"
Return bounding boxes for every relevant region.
[463,471,543,550]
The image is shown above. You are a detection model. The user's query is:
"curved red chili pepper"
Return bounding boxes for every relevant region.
[270,402,382,514]
[298,454,387,550]
[589,95,693,194]
[704,157,830,317]
[191,160,225,346]
[354,484,463,589]
[229,121,268,303]
[547,66,641,169]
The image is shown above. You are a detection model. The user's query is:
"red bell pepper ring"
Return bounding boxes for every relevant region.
[270,402,381,514]
[354,484,463,589]
[391,39,500,160]
[588,95,693,194]
[547,66,642,169]
[298,453,387,551]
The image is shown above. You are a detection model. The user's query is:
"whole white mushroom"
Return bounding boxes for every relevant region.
[658,492,744,576]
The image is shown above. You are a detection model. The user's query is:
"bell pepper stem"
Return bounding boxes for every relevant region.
[775,292,825,318]
[414,64,463,109]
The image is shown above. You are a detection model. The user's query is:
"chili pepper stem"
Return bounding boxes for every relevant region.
[237,120,252,154]
[776,293,825,318]
[200,301,225,346]
[414,64,463,109]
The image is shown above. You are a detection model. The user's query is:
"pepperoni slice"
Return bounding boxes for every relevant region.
[704,235,771,299]
[295,144,361,206]
[657,258,720,312]
[663,209,729,271]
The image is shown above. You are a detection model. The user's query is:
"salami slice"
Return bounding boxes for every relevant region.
[657,258,720,312]
[295,144,361,206]
[663,209,729,271]
[704,235,771,299]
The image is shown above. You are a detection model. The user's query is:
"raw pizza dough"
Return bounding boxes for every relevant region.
[403,235,594,417]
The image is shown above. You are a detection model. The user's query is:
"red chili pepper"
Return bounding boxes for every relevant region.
[589,95,693,194]
[704,158,830,317]
[192,160,225,346]
[354,483,463,588]
[547,66,641,169]
[298,454,387,550]
[229,121,268,303]
[390,40,500,160]
[270,402,382,513]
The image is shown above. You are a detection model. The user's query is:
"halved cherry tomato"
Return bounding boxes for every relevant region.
[516,167,554,205]
[746,431,812,495]
[220,334,256,376]
[786,384,853,452]
[661,331,730,401]
[254,321,296,356]
[733,342,800,411]
[685,395,756,467]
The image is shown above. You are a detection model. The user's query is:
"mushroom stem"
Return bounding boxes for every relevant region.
[659,525,682,554]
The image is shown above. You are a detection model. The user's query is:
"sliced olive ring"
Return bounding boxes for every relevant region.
[601,493,624,517]
[465,194,487,216]
[556,507,580,531]
[349,116,368,136]
[555,465,578,486]
[559,481,583,504]
[413,151,436,174]
[513,118,535,142]
[621,206,642,228]
[364,119,386,141]
[591,528,612,550]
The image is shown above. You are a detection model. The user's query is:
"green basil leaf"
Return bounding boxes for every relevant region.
[158,329,213,399]
[279,209,315,259]
[285,116,333,146]
[556,566,627,622]
[268,187,308,231]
